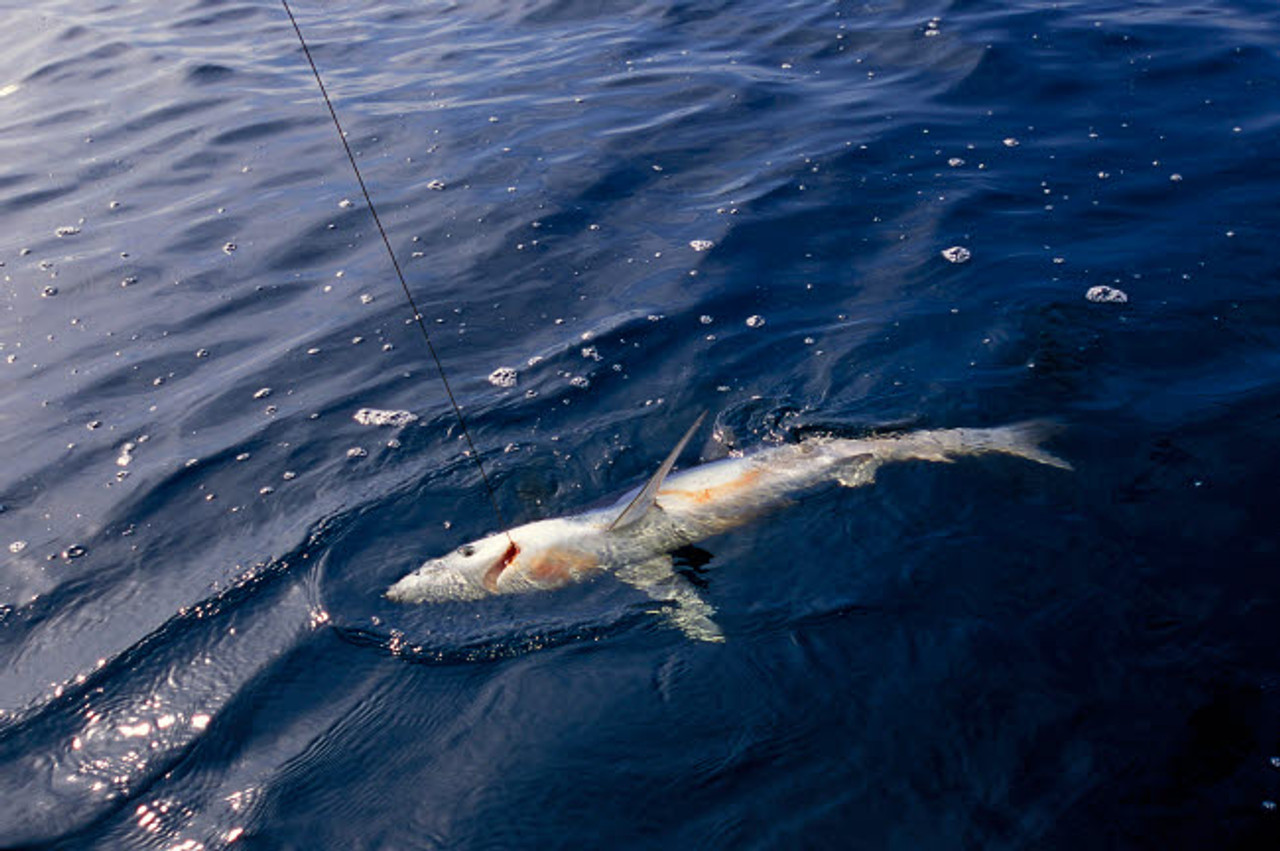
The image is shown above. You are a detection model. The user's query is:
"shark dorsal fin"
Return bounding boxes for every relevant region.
[608,411,707,531]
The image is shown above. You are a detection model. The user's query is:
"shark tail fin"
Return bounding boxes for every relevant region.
[981,420,1072,470]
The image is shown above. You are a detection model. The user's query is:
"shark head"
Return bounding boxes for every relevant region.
[385,519,604,604]
[385,531,517,603]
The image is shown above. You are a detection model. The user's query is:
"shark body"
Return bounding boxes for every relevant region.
[386,417,1069,641]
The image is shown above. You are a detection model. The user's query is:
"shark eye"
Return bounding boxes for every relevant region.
[458,544,476,557]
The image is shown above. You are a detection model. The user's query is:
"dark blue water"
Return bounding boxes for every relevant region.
[3,0,1280,847]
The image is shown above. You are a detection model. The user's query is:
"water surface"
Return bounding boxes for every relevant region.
[3,1,1280,847]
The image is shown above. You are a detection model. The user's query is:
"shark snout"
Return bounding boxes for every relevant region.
[385,562,488,604]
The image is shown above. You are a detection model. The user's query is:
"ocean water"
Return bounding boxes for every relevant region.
[3,0,1280,847]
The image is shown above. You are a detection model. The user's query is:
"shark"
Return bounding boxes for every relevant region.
[386,415,1070,641]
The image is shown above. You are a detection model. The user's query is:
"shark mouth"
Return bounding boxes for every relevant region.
[481,540,520,593]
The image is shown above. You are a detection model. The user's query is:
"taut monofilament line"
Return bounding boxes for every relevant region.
[280,0,512,543]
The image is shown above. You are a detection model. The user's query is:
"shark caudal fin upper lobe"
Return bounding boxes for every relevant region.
[973,420,1072,470]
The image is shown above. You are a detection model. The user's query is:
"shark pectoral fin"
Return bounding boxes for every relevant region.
[836,453,880,488]
[617,556,724,643]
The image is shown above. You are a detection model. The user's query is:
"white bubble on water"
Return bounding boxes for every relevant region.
[1002,137,1020,147]
[8,541,27,554]
[116,442,134,467]
[353,408,418,427]
[689,239,714,252]
[569,376,590,388]
[223,242,237,254]
[252,387,272,399]
[941,246,971,263]
[581,346,601,361]
[346,447,368,459]
[488,366,518,388]
[745,315,766,328]
[360,293,374,305]
[1085,285,1128,304]
[700,315,713,325]
[338,198,353,208]
[55,225,81,237]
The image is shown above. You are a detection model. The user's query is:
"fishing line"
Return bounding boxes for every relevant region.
[280,0,512,541]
